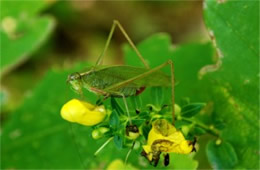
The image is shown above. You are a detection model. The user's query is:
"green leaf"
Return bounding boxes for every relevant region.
[204,0,259,107]
[193,126,206,136]
[138,111,150,120]
[181,103,205,118]
[110,97,124,115]
[150,87,163,106]
[1,1,50,19]
[109,110,120,130]
[114,135,123,149]
[141,124,152,140]
[131,119,145,127]
[203,0,259,168]
[124,33,174,71]
[173,43,215,102]
[129,95,142,112]
[1,69,91,169]
[206,140,238,169]
[213,118,226,130]
[0,0,55,76]
[174,120,192,129]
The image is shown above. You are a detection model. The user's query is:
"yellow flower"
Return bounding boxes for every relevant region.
[142,119,194,162]
[106,159,137,170]
[60,99,106,126]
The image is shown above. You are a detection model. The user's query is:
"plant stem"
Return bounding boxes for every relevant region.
[124,141,135,165]
[94,137,113,156]
[180,117,220,137]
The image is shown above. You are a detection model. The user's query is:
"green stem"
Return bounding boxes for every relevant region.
[94,137,113,156]
[180,117,220,137]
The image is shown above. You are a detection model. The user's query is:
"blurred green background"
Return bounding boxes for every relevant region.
[1,0,259,169]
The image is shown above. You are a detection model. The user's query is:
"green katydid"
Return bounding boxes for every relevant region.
[67,20,175,124]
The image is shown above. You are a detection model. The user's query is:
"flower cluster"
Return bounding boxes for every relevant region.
[60,98,198,167]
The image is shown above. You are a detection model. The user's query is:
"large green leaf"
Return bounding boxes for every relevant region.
[0,1,50,19]
[0,66,132,169]
[203,0,259,168]
[204,0,259,109]
[0,1,55,77]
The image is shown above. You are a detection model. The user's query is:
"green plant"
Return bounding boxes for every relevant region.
[1,0,259,169]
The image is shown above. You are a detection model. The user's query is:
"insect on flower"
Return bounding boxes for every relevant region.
[141,119,196,167]
[62,20,183,167]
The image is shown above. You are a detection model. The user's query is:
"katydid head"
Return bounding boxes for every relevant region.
[67,72,83,94]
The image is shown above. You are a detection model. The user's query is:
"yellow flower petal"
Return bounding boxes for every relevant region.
[143,119,193,154]
[142,145,153,161]
[61,99,106,126]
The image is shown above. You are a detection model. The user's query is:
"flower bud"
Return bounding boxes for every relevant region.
[92,127,110,140]
[174,104,181,116]
[61,99,106,126]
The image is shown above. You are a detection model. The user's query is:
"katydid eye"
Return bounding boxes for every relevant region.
[68,72,81,81]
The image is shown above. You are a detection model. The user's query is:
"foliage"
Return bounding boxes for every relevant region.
[207,140,238,169]
[1,0,259,169]
[203,0,259,168]
[1,35,206,169]
[0,0,55,77]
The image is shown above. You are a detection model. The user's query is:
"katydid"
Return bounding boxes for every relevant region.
[67,20,175,124]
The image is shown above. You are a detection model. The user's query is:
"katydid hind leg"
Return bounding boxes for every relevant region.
[94,20,149,69]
